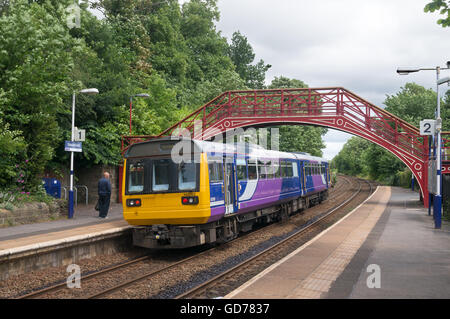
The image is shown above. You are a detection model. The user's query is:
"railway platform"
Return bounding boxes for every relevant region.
[0,203,130,280]
[226,186,450,299]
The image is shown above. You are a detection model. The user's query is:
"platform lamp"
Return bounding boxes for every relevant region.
[129,93,150,134]
[69,88,99,219]
[397,62,450,229]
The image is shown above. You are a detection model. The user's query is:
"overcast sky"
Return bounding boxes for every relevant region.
[206,0,450,159]
[93,1,450,160]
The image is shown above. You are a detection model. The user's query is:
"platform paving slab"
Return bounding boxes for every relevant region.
[227,186,450,299]
[0,202,124,242]
[226,186,391,299]
[343,188,450,299]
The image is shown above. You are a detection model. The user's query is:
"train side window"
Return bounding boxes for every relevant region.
[178,162,196,190]
[292,162,298,177]
[208,162,220,182]
[258,160,267,179]
[236,158,247,180]
[286,161,294,177]
[281,161,287,178]
[266,161,274,179]
[273,161,280,178]
[152,159,170,191]
[248,159,258,180]
[128,160,145,193]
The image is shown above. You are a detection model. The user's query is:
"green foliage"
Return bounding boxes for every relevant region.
[424,0,450,27]
[0,0,77,188]
[0,0,327,195]
[228,31,271,89]
[0,106,26,186]
[384,83,437,127]
[332,137,371,177]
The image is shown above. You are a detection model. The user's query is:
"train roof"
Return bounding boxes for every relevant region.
[125,137,328,163]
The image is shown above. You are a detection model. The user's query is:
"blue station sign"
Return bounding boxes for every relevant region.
[65,141,82,152]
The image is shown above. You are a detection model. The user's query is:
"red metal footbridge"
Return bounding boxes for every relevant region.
[122,87,450,207]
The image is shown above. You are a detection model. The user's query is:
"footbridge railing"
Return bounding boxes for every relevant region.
[121,87,449,207]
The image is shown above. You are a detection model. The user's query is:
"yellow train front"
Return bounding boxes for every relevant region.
[122,137,215,248]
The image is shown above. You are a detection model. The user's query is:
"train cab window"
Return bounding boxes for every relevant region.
[258,160,267,179]
[152,159,170,191]
[236,158,247,180]
[248,159,258,180]
[128,160,145,193]
[178,162,196,190]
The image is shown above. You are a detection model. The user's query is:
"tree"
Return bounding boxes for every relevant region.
[424,0,450,27]
[0,0,78,188]
[228,31,271,89]
[332,137,371,177]
[383,82,437,127]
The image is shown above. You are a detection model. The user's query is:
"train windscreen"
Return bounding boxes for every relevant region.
[125,158,199,195]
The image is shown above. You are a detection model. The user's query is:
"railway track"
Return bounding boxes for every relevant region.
[175,178,374,299]
[15,175,371,299]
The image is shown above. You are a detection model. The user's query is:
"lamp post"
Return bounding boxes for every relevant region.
[397,63,450,228]
[129,93,150,134]
[69,88,99,219]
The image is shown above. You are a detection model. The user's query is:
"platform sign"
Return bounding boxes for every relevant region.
[65,141,82,152]
[74,128,85,142]
[420,120,436,136]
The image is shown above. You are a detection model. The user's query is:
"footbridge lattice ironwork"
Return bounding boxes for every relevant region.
[122,87,450,208]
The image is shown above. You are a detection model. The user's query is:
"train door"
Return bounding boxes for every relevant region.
[224,158,238,215]
[301,161,306,195]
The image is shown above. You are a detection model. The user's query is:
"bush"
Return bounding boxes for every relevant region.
[395,168,413,188]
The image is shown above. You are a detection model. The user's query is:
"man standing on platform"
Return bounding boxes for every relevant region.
[98,172,112,219]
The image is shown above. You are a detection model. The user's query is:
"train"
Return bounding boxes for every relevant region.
[122,137,330,249]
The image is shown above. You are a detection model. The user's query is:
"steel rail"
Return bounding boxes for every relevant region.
[16,254,152,299]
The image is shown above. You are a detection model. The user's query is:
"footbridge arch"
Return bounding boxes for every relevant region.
[122,87,450,208]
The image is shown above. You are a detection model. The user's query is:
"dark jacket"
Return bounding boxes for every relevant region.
[98,178,111,196]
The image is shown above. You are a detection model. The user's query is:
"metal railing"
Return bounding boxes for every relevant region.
[62,185,89,206]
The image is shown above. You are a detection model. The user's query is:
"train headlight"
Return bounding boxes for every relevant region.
[126,199,142,207]
[181,196,199,205]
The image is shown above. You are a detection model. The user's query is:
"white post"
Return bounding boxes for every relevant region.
[435,67,442,228]
[69,93,76,218]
